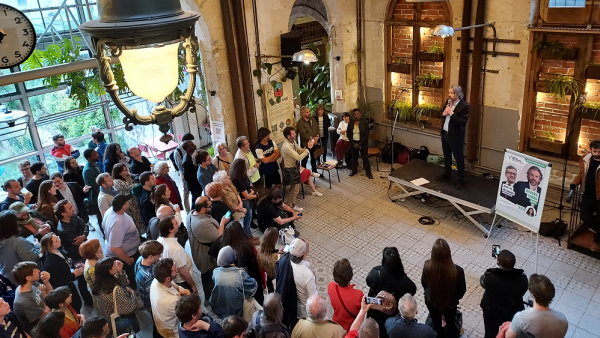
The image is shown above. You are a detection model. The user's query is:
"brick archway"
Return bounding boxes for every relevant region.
[289,0,329,35]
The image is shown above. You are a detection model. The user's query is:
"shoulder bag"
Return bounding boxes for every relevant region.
[335,284,357,317]
[239,270,263,322]
[110,286,140,336]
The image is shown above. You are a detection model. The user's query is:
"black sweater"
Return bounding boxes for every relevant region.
[480,267,528,315]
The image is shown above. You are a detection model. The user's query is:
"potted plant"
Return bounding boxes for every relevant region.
[389,100,413,122]
[529,131,564,154]
[416,73,443,89]
[578,100,600,121]
[533,39,578,60]
[387,58,411,74]
[536,75,581,101]
[414,103,440,128]
[417,42,445,62]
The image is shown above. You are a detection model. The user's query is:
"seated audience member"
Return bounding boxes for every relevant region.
[385,294,436,338]
[151,184,183,226]
[0,296,29,338]
[157,216,197,292]
[83,149,102,229]
[504,274,568,338]
[0,211,40,285]
[343,297,377,338]
[255,127,282,189]
[36,311,65,338]
[96,173,116,218]
[291,294,346,338]
[9,202,51,240]
[80,316,129,338]
[276,238,317,329]
[154,161,183,207]
[229,158,259,239]
[55,200,89,260]
[176,293,224,338]
[222,316,247,338]
[102,194,141,290]
[366,247,416,338]
[37,180,59,228]
[79,239,103,310]
[51,173,90,224]
[213,171,247,222]
[44,286,85,338]
[249,292,290,338]
[128,146,153,175]
[139,171,157,226]
[17,160,34,191]
[135,240,164,313]
[213,142,235,172]
[327,258,364,332]
[1,180,32,211]
[194,150,218,193]
[92,258,139,334]
[336,112,351,168]
[210,246,257,318]
[181,140,203,205]
[112,164,144,233]
[480,250,528,338]
[205,182,231,223]
[150,258,191,338]
[25,162,49,205]
[12,262,53,335]
[51,134,80,175]
[39,233,84,313]
[187,197,228,302]
[257,188,301,232]
[235,136,261,185]
[257,228,280,293]
[62,156,86,188]
[103,143,129,175]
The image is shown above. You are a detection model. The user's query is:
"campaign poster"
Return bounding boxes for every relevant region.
[264,81,294,144]
[494,149,552,233]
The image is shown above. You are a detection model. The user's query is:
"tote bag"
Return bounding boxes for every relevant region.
[110,286,140,336]
[239,270,263,322]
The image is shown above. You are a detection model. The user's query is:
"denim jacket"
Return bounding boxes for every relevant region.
[210,266,257,318]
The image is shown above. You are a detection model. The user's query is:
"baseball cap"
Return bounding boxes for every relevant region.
[8,202,29,214]
[289,238,307,258]
[112,194,132,211]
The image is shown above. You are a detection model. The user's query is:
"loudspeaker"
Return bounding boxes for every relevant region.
[281,32,301,69]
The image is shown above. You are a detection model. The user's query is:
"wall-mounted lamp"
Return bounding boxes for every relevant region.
[432,22,497,56]
[292,50,318,64]
[0,104,30,142]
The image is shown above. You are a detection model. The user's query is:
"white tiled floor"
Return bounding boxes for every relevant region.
[84,160,600,338]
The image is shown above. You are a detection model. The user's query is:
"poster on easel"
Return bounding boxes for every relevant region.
[494,149,552,233]
[264,81,295,145]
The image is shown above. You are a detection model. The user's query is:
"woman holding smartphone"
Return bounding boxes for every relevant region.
[229,158,259,244]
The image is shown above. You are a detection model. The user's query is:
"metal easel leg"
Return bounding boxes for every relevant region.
[535,232,539,274]
[483,214,498,253]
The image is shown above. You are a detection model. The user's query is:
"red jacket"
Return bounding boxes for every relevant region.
[51,144,73,159]
[155,175,183,206]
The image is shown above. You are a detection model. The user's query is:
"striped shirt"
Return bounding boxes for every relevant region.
[1,312,26,338]
[135,256,155,312]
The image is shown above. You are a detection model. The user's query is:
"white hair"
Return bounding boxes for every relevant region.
[306,295,327,322]
[359,318,379,338]
[215,142,228,152]
[399,293,417,319]
[451,85,464,100]
[154,161,169,177]
[213,170,228,185]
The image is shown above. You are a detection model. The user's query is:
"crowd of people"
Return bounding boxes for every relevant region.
[0,109,570,338]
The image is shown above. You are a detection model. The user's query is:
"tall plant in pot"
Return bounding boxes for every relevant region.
[295,46,332,112]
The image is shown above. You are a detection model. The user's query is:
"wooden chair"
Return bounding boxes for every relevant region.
[311,146,340,189]
[368,133,382,171]
[280,158,304,200]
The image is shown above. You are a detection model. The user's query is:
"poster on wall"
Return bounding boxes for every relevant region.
[211,121,226,145]
[264,81,294,144]
[494,149,552,233]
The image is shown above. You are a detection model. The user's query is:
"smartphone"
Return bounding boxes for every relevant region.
[492,244,501,258]
[127,334,136,338]
[365,297,382,305]
[297,213,303,217]
[225,210,232,218]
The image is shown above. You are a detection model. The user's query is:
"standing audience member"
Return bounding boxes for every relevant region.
[96,173,116,218]
[52,173,90,224]
[249,292,290,338]
[255,127,282,189]
[503,274,568,338]
[210,246,257,319]
[195,150,218,193]
[39,233,84,313]
[213,171,247,222]
[205,182,231,223]
[92,258,139,334]
[151,184,183,226]
[336,113,351,168]
[90,131,107,173]
[176,293,224,338]
[25,162,49,204]
[62,156,85,187]
[421,239,466,338]
[36,311,65,338]
[480,250,528,338]
[150,258,191,338]
[50,134,80,174]
[187,197,228,301]
[139,171,158,226]
[12,262,53,335]
[229,159,259,241]
[0,296,29,338]
[128,146,153,175]
[214,142,235,172]
[315,104,333,162]
[347,108,372,179]
[112,164,144,232]
[134,240,164,313]
[257,188,301,232]
[0,211,40,285]
[83,148,103,228]
[154,161,183,207]
[1,180,32,211]
[257,227,281,294]
[235,136,261,185]
[79,239,103,310]
[182,141,203,204]
[290,294,346,338]
[9,202,51,240]
[328,258,364,332]
[103,143,129,175]
[44,286,85,338]
[102,194,141,289]
[222,316,247,338]
[344,297,377,338]
[385,293,436,338]
[36,180,59,227]
[17,160,34,190]
[80,316,130,338]
[147,205,188,246]
[157,215,197,292]
[295,106,321,176]
[174,134,194,212]
[571,139,600,252]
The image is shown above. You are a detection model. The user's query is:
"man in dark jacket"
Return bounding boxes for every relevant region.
[480,249,528,338]
[296,106,321,175]
[514,166,543,212]
[347,108,372,179]
[139,171,157,226]
[182,141,203,203]
[275,251,298,330]
[51,173,89,223]
[437,85,470,190]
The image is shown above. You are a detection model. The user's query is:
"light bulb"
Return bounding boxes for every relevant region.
[304,61,310,64]
[119,41,181,103]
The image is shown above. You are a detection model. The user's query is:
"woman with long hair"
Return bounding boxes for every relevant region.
[39,233,84,313]
[62,156,85,187]
[154,161,183,207]
[36,311,65,338]
[92,258,139,333]
[366,247,417,338]
[151,184,182,224]
[257,227,280,293]
[213,142,234,172]
[111,163,144,232]
[79,239,103,310]
[103,143,129,174]
[421,239,466,338]
[229,158,258,241]
[36,180,58,228]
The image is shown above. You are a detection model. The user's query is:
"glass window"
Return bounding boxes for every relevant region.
[0,100,36,162]
[0,156,39,187]
[0,69,18,97]
[115,124,165,157]
[28,89,100,119]
[36,107,107,147]
[109,96,155,127]
[44,139,91,174]
[549,0,585,7]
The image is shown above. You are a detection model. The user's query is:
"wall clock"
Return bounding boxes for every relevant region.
[0,4,36,69]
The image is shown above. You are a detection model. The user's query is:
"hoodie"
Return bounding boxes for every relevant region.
[480,267,528,316]
[0,236,40,285]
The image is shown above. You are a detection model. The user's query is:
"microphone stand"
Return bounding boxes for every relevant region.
[384,89,406,182]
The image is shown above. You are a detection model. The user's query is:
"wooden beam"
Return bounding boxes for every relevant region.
[456,49,520,57]
[458,0,472,92]
[467,0,486,163]
[568,35,593,161]
[457,37,521,44]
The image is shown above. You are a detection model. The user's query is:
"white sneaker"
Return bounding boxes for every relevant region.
[312,191,323,197]
[311,172,321,178]
[293,206,304,212]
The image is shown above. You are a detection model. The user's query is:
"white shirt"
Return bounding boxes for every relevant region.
[150,279,183,338]
[157,237,194,284]
[291,260,317,318]
[443,99,460,132]
[337,121,349,142]
[58,186,78,215]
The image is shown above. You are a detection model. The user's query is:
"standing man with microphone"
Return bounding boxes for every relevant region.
[437,85,470,190]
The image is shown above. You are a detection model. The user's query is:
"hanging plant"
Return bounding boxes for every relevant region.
[533,40,568,59]
[389,100,413,122]
[542,75,581,101]
[426,42,445,55]
[416,73,442,89]
[295,45,332,112]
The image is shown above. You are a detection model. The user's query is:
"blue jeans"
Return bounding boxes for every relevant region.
[242,200,252,237]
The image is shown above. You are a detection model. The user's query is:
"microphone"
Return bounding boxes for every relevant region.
[447,98,452,107]
[566,183,577,203]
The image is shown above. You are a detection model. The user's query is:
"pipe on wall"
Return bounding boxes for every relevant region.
[529,0,540,26]
[467,0,486,163]
[458,0,472,91]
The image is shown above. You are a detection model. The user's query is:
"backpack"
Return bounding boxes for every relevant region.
[415,146,430,161]
[539,218,567,246]
[169,147,183,171]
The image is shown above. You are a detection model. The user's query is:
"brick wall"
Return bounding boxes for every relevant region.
[391,3,414,21]
[420,2,445,22]
[391,26,413,61]
[418,27,444,108]
[579,119,600,152]
[391,73,412,101]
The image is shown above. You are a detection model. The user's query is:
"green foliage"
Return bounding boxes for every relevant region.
[543,75,581,101]
[356,99,382,121]
[392,58,406,66]
[414,103,440,125]
[207,146,215,157]
[533,40,568,59]
[416,73,442,88]
[583,100,600,109]
[426,42,444,55]
[261,63,273,75]
[390,100,413,122]
[256,89,263,97]
[542,130,556,142]
[295,47,332,112]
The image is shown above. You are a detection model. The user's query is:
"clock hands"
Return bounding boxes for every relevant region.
[0,31,6,43]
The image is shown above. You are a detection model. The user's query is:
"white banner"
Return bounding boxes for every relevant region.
[495,149,552,233]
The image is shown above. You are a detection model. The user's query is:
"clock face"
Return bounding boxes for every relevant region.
[0,4,36,69]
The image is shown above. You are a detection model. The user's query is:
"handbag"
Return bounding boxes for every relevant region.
[282,167,301,185]
[110,286,140,336]
[335,284,357,317]
[278,226,296,246]
[375,290,397,315]
[239,270,263,322]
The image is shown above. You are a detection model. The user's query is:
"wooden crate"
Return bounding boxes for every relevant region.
[537,47,578,60]
[529,137,564,154]
[387,63,411,74]
[417,51,445,62]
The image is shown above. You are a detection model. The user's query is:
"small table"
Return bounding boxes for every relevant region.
[142,137,179,160]
[314,160,340,189]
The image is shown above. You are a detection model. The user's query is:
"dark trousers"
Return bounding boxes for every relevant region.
[301,145,319,172]
[319,136,328,162]
[190,189,202,207]
[121,251,141,290]
[267,276,274,293]
[201,269,215,302]
[175,280,191,291]
[482,308,518,338]
[580,194,600,242]
[427,304,459,338]
[351,145,371,176]
[67,282,82,314]
[441,131,465,182]
[77,274,94,307]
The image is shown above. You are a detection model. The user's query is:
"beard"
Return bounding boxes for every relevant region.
[529,179,539,186]
[593,155,600,160]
